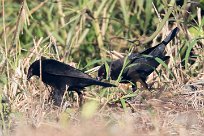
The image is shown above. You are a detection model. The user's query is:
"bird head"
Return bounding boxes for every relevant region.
[97,64,107,81]
[27,60,41,80]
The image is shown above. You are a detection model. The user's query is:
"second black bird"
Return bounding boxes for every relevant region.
[98,27,179,91]
[27,58,116,106]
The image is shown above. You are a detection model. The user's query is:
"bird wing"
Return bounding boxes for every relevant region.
[42,59,92,79]
[125,57,155,74]
[124,55,169,78]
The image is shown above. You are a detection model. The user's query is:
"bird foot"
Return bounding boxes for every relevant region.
[147,83,155,92]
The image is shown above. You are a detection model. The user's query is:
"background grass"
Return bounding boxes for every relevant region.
[0,0,204,135]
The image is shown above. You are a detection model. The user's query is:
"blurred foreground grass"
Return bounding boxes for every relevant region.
[0,0,204,135]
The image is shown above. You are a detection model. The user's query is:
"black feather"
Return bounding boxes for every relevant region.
[28,59,116,106]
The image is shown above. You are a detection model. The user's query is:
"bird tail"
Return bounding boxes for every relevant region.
[161,56,170,61]
[92,80,117,87]
[140,27,179,55]
[147,27,179,57]
[162,27,180,45]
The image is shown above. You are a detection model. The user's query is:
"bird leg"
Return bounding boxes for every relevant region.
[77,91,84,108]
[138,79,149,91]
[51,89,64,106]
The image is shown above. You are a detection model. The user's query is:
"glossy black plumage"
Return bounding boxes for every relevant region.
[98,27,179,91]
[27,58,116,106]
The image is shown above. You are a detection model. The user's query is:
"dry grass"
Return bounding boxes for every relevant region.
[11,76,204,136]
[4,53,204,135]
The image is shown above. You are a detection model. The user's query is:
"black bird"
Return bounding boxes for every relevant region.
[98,27,179,91]
[27,58,116,106]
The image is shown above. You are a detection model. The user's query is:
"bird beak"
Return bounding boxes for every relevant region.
[27,73,32,80]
